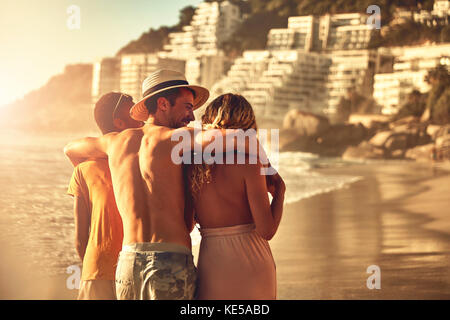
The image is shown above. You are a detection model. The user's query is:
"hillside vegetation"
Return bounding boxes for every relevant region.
[0,64,96,133]
[117,0,440,56]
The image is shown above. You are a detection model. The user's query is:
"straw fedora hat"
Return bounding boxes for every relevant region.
[130,69,210,122]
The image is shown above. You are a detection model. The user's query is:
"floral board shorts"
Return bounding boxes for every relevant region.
[115,242,197,300]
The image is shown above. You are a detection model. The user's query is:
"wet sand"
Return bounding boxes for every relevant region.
[270,161,450,299]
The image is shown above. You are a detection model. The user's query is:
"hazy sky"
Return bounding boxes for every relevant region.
[0,0,202,107]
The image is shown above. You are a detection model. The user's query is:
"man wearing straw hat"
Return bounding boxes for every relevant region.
[64,69,263,300]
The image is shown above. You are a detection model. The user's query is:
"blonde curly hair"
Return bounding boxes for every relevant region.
[191,93,257,196]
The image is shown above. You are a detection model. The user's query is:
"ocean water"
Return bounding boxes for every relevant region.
[0,131,361,276]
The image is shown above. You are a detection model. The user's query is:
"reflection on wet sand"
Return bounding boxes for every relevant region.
[271,162,450,299]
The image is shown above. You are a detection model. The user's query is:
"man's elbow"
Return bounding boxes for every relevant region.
[63,143,73,157]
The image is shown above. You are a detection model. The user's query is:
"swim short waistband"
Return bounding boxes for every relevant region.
[121,242,191,255]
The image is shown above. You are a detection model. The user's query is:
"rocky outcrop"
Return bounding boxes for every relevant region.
[342,115,435,160]
[280,110,449,162]
[405,143,435,162]
[348,114,391,130]
[344,130,410,160]
[281,111,368,157]
[318,123,367,146]
[283,110,330,137]
[342,141,385,160]
[434,125,450,161]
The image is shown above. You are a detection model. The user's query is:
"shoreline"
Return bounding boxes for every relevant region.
[270,160,450,299]
[311,160,450,236]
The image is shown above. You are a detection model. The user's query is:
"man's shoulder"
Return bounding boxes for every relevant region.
[115,127,145,141]
[142,125,189,142]
[103,128,144,150]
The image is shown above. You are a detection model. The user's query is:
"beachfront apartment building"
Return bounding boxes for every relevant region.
[91,57,121,103]
[163,26,198,59]
[210,51,271,95]
[373,71,430,115]
[373,44,450,115]
[213,12,377,121]
[394,0,450,26]
[267,13,373,52]
[320,13,373,51]
[413,0,449,26]
[161,0,242,90]
[211,50,331,122]
[191,0,241,53]
[119,54,185,102]
[163,1,241,57]
[326,50,378,114]
[267,16,318,51]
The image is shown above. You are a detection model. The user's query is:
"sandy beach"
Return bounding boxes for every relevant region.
[1,160,449,299]
[269,161,450,299]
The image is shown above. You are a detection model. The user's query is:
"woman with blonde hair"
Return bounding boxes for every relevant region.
[188,93,285,299]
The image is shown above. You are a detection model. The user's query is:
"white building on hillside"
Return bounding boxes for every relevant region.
[373,71,430,115]
[161,1,242,89]
[119,54,185,101]
[91,57,121,102]
[373,44,450,115]
[325,50,378,114]
[163,26,197,58]
[320,13,373,51]
[267,13,373,52]
[191,0,241,54]
[414,0,449,25]
[267,16,317,51]
[211,50,331,122]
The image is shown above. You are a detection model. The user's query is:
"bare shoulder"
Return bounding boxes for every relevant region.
[242,157,263,176]
[101,131,119,143]
[111,127,143,143]
[76,159,102,170]
[223,154,262,177]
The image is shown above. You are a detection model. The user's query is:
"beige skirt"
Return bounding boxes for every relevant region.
[196,223,276,300]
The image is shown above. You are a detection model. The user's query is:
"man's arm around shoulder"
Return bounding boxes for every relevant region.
[64,132,117,167]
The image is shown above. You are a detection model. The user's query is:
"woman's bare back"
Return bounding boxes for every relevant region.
[192,162,256,229]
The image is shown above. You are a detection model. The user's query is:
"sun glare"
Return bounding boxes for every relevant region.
[0,89,15,108]
[0,92,7,108]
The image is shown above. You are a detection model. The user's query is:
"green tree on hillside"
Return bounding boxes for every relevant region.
[394,89,427,120]
[221,11,287,56]
[0,64,95,132]
[117,5,197,55]
[369,20,449,48]
[116,27,172,56]
[117,0,446,56]
[425,65,450,124]
[394,66,450,124]
[176,6,196,31]
[336,88,380,122]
